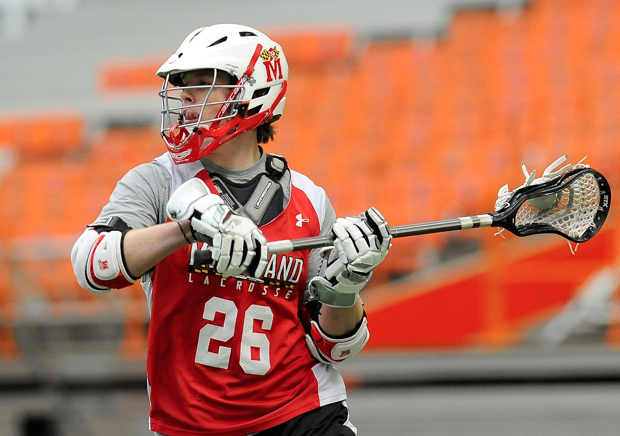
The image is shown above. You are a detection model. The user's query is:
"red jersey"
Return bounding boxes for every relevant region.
[144,154,346,436]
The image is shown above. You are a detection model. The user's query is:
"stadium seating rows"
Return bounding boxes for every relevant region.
[0,0,619,360]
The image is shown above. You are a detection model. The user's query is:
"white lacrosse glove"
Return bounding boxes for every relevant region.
[495,155,586,212]
[308,207,392,307]
[205,213,269,278]
[166,178,269,278]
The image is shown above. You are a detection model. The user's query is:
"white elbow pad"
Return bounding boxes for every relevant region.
[71,228,137,294]
[305,315,369,364]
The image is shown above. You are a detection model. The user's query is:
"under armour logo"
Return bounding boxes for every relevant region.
[296,213,310,228]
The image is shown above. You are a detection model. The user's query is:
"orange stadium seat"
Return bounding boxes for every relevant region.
[0,161,91,239]
[98,56,165,94]
[0,161,103,326]
[0,112,84,160]
[273,0,620,287]
[119,286,149,361]
[23,257,92,304]
[85,126,164,209]
[269,26,355,68]
[0,258,18,360]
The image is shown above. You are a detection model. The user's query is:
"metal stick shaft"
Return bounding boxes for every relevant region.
[266,214,494,254]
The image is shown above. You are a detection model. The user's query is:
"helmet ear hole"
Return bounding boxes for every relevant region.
[251,88,270,99]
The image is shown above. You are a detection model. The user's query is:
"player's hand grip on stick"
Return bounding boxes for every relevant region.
[307,208,392,307]
[167,178,269,278]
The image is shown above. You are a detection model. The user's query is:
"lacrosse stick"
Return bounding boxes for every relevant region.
[192,165,610,265]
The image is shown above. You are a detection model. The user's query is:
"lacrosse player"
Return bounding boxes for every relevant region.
[71,24,391,436]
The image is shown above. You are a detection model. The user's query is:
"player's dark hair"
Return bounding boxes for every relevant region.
[257,122,276,144]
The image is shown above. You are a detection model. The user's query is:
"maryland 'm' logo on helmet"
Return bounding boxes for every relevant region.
[261,46,283,82]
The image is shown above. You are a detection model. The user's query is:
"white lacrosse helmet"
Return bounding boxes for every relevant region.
[157,24,288,164]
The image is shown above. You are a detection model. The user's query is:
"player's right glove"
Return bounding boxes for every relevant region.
[308,207,391,307]
[167,178,268,278]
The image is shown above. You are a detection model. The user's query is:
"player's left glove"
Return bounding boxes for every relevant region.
[308,207,391,307]
[205,213,269,278]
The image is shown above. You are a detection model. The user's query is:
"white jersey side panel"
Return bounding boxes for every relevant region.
[311,363,348,406]
[290,169,327,233]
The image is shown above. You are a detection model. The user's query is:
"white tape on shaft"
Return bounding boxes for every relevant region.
[459,215,493,229]
[478,214,494,227]
[459,217,474,229]
[266,240,295,254]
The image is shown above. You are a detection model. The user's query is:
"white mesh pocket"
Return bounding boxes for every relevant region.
[515,172,600,240]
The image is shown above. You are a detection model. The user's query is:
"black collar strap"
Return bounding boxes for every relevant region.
[210,153,288,225]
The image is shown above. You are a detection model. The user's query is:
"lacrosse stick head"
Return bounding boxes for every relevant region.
[492,168,611,243]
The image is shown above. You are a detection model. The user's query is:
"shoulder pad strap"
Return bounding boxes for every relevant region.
[265,154,288,179]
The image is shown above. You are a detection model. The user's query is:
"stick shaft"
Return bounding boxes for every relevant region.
[266,214,495,254]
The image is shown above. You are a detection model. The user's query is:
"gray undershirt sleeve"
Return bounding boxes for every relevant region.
[93,161,171,229]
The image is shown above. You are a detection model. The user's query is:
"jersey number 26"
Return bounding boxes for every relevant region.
[195,297,273,376]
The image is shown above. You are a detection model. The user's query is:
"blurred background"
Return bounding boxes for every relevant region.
[1,0,620,435]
